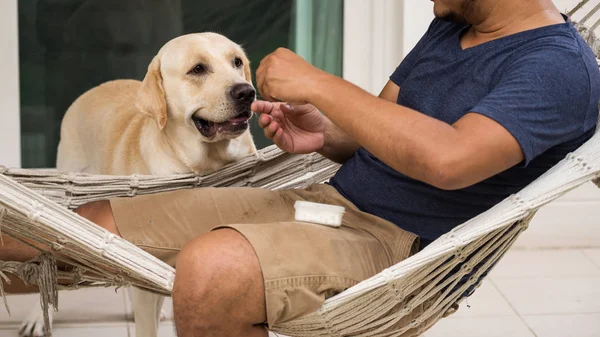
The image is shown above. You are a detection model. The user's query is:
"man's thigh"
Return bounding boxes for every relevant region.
[222,219,417,328]
[110,187,298,266]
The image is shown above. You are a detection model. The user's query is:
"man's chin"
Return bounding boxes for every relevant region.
[434,10,467,24]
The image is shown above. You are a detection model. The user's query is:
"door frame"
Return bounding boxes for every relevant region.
[0,0,20,168]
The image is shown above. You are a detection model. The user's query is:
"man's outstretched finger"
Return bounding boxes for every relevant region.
[252,101,274,115]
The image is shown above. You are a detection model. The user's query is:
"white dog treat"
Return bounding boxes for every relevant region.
[294,201,345,227]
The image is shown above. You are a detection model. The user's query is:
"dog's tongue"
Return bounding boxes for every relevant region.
[228,115,249,124]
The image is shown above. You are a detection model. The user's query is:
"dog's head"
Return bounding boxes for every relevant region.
[136,33,255,142]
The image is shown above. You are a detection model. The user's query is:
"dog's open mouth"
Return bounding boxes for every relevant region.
[193,110,252,138]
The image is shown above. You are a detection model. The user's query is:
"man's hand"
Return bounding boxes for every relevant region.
[255,48,328,104]
[252,101,325,154]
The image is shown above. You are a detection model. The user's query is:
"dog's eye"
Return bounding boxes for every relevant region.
[190,64,206,75]
[234,57,243,68]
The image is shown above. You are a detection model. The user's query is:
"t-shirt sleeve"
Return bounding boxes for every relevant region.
[390,19,439,86]
[471,47,594,166]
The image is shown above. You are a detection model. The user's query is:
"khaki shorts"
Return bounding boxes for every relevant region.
[110,184,419,327]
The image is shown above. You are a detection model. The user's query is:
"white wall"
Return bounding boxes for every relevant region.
[343,0,404,94]
[0,0,20,168]
[401,1,435,57]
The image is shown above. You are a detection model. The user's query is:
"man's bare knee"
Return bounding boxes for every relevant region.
[173,229,267,337]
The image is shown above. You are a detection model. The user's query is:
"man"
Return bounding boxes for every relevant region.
[2,0,599,336]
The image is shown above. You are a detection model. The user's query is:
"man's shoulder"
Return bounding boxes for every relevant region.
[501,23,597,82]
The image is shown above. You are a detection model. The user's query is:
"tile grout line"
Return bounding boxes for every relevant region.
[581,249,600,271]
[489,278,539,337]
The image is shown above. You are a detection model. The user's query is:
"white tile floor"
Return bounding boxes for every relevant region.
[1,249,599,336]
[423,248,600,337]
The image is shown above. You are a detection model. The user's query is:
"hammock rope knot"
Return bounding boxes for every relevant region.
[511,194,536,214]
[50,243,64,252]
[65,181,75,195]
[303,155,314,171]
[27,201,45,222]
[194,176,203,187]
[98,233,118,253]
[128,175,140,197]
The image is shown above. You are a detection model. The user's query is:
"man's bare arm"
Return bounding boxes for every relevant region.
[311,75,524,190]
[318,81,401,163]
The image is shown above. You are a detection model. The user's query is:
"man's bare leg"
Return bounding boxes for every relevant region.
[173,228,268,337]
[0,236,44,293]
[0,200,118,293]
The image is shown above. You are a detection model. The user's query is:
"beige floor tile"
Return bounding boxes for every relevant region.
[452,280,515,317]
[513,203,600,249]
[423,316,535,337]
[157,323,178,337]
[552,182,600,202]
[0,293,44,324]
[129,322,177,337]
[45,322,128,337]
[0,288,128,326]
[583,249,600,269]
[523,313,600,337]
[53,288,128,323]
[489,249,600,279]
[493,277,600,315]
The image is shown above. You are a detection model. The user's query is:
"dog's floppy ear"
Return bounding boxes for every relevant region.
[136,56,167,130]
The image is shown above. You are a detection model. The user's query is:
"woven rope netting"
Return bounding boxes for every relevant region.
[0,2,599,336]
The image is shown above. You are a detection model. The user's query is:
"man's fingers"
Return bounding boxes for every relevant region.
[252,101,274,115]
[273,128,288,151]
[263,120,279,139]
[256,57,279,102]
[258,113,272,128]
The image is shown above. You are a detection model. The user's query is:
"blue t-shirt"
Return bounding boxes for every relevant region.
[330,16,600,248]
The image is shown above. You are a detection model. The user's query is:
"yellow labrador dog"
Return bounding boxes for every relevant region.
[21,33,257,337]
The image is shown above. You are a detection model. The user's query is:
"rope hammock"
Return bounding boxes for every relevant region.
[1,2,599,336]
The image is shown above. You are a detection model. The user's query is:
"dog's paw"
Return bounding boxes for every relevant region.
[18,307,53,337]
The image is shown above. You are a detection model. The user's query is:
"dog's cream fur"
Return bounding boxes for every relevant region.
[57,32,256,176]
[21,33,257,337]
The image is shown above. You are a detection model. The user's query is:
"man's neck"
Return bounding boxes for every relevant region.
[461,0,564,49]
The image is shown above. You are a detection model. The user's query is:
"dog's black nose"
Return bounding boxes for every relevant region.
[230,83,256,104]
